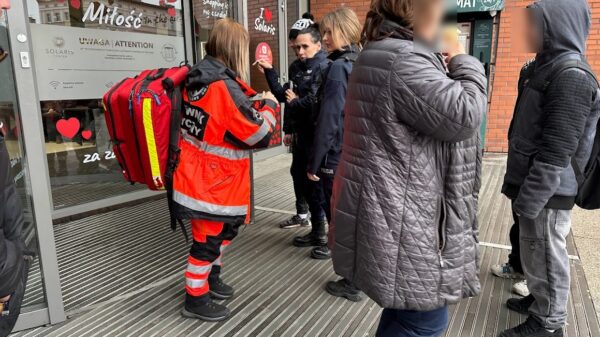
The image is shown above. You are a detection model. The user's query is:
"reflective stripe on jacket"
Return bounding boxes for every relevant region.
[172,56,278,224]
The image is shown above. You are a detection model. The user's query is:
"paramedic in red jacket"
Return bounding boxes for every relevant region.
[171,18,279,322]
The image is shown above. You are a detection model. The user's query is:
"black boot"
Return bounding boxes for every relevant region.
[181,294,230,322]
[293,220,327,247]
[507,294,535,315]
[499,316,563,337]
[208,266,234,300]
[325,279,363,302]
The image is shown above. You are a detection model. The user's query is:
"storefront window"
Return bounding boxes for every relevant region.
[26,0,186,209]
[0,9,47,310]
[192,0,235,61]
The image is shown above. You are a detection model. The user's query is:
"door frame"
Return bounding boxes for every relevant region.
[6,1,66,330]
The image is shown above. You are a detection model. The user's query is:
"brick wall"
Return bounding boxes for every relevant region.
[309,0,600,153]
[311,0,370,24]
[486,0,533,152]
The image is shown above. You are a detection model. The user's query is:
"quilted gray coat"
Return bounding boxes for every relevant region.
[330,24,487,311]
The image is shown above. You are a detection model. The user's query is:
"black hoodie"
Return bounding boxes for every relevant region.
[502,0,600,218]
[0,132,25,299]
[531,0,590,67]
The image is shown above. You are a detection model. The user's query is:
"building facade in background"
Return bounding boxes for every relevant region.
[311,0,600,153]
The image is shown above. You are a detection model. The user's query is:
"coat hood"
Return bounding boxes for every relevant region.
[186,56,232,88]
[530,0,591,65]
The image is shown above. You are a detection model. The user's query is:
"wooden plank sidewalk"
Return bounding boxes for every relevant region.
[12,156,600,337]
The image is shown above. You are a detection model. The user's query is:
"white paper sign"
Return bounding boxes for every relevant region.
[30,24,185,101]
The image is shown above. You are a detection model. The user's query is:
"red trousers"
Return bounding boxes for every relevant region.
[185,220,239,297]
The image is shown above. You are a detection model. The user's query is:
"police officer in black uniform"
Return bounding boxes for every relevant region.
[256,13,328,232]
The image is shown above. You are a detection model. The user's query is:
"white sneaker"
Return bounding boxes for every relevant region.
[512,280,530,297]
[491,263,525,279]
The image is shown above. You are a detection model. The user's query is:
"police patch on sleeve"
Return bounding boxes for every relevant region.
[187,86,209,102]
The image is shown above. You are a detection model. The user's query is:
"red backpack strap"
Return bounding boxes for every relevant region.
[163,65,191,242]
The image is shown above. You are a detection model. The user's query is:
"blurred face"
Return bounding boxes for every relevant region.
[524,11,542,53]
[513,8,542,54]
[321,28,337,53]
[413,0,445,43]
[294,33,321,61]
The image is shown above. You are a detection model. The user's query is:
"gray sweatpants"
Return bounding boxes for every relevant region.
[519,208,572,330]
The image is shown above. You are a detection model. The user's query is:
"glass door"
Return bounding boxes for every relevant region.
[26,0,187,210]
[0,5,54,327]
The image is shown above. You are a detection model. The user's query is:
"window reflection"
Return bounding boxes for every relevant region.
[28,0,187,209]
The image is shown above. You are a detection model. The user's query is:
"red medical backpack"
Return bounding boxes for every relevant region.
[103,66,189,191]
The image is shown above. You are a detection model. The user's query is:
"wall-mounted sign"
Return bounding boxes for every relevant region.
[255,7,275,35]
[255,42,273,65]
[202,0,229,19]
[31,24,185,101]
[457,0,504,13]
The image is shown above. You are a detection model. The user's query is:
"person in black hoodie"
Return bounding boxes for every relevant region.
[256,13,328,231]
[0,127,31,337]
[499,1,600,336]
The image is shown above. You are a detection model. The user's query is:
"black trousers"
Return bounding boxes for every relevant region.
[290,145,309,215]
[290,138,326,222]
[508,205,523,274]
[317,166,336,223]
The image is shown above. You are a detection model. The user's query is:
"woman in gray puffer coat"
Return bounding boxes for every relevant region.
[330,0,487,336]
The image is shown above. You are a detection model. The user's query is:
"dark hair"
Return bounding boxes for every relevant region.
[363,0,426,42]
[296,24,321,43]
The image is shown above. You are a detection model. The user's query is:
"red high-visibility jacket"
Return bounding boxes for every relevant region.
[172,56,278,224]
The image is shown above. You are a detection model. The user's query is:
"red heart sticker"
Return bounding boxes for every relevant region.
[167,7,176,17]
[56,118,81,139]
[70,0,80,9]
[264,8,272,22]
[81,130,93,140]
